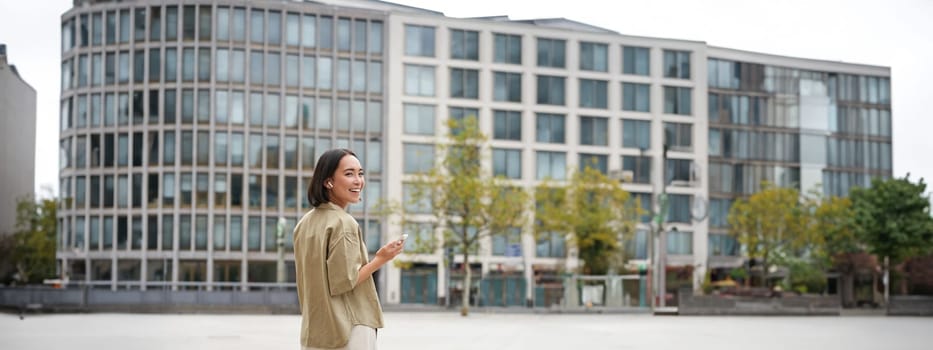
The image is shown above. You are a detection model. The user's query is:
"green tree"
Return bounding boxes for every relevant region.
[535,166,639,275]
[810,195,862,265]
[399,117,529,316]
[807,194,867,302]
[728,183,809,287]
[850,175,933,294]
[8,196,58,284]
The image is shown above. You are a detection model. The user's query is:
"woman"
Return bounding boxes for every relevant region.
[294,148,404,350]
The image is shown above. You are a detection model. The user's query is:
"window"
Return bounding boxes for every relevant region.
[579,42,608,72]
[536,75,565,105]
[494,33,522,64]
[492,148,522,179]
[198,5,212,41]
[578,153,608,174]
[492,227,522,256]
[317,57,332,89]
[104,12,116,45]
[266,52,280,86]
[294,17,319,51]
[535,113,565,143]
[536,231,565,257]
[405,64,435,96]
[667,230,693,254]
[664,86,692,115]
[536,151,566,180]
[666,194,692,223]
[90,13,103,46]
[623,46,650,76]
[350,60,365,92]
[158,215,174,252]
[403,104,434,135]
[369,21,383,53]
[493,72,522,102]
[664,122,693,151]
[448,107,478,136]
[337,18,351,51]
[118,51,130,83]
[450,68,478,99]
[368,61,383,94]
[666,158,693,184]
[403,184,432,214]
[579,79,608,109]
[622,119,651,149]
[405,24,435,57]
[709,129,721,156]
[404,144,434,174]
[494,110,522,141]
[215,7,230,41]
[450,29,478,60]
[709,234,739,256]
[134,50,144,83]
[663,50,691,79]
[198,47,211,82]
[134,8,146,42]
[623,83,650,112]
[579,116,608,146]
[352,19,367,53]
[265,134,280,168]
[250,9,264,43]
[537,38,565,68]
[214,174,227,207]
[336,58,350,91]
[625,229,649,258]
[623,156,651,184]
[119,9,131,43]
[194,173,209,208]
[214,132,228,165]
[709,198,732,228]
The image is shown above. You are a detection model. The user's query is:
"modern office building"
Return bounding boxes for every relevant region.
[57,0,891,307]
[704,48,892,282]
[58,0,389,291]
[0,44,38,235]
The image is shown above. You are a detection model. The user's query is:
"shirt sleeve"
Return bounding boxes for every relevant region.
[326,228,363,296]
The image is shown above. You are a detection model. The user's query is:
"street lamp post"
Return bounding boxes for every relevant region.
[653,144,670,309]
[276,217,286,285]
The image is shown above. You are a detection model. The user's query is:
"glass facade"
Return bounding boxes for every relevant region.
[59,1,386,290]
[707,57,892,242]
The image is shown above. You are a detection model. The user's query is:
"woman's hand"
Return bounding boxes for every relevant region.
[374,238,405,263]
[357,238,405,286]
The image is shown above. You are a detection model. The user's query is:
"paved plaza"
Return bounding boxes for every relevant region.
[2,311,931,350]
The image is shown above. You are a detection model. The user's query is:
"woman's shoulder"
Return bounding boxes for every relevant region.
[299,204,359,231]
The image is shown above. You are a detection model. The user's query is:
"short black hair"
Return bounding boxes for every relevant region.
[308,148,357,207]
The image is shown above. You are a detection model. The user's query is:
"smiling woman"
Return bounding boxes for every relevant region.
[293,148,404,350]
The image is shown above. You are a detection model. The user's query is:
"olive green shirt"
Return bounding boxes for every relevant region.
[294,202,384,348]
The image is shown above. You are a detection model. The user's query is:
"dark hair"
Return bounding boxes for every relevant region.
[308,148,357,207]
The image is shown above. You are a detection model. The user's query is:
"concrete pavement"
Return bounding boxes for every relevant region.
[1,311,930,350]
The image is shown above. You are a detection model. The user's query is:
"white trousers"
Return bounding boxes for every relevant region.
[302,325,377,350]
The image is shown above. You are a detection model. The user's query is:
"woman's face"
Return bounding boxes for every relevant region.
[326,155,365,209]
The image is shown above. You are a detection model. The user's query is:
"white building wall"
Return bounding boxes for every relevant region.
[0,51,38,235]
[383,11,711,304]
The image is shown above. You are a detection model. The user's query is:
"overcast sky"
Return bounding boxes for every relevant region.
[1,0,931,198]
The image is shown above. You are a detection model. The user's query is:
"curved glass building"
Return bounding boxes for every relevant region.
[58,0,388,291]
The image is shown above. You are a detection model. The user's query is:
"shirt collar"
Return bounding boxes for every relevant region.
[316,202,345,212]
